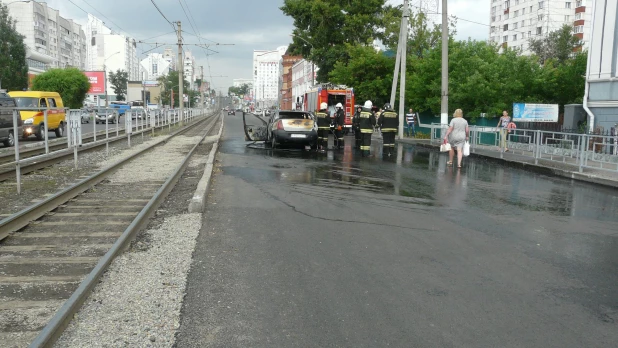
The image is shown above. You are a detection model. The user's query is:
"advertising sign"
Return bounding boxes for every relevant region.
[84,71,105,94]
[513,103,559,122]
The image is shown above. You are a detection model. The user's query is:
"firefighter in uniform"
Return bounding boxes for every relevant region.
[378,103,399,156]
[352,105,362,149]
[359,100,377,156]
[315,102,330,151]
[334,102,345,149]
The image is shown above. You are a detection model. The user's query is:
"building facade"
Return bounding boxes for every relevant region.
[163,47,176,71]
[253,46,287,108]
[184,50,196,90]
[86,14,139,96]
[489,0,593,54]
[291,59,318,110]
[140,53,171,81]
[585,0,618,132]
[3,0,86,81]
[279,51,303,110]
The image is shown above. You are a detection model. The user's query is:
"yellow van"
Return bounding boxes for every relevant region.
[8,91,66,140]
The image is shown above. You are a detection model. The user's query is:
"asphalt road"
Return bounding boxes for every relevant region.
[175,113,618,347]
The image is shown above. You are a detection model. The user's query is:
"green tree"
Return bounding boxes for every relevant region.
[281,0,391,82]
[32,68,90,109]
[108,69,128,101]
[528,24,581,65]
[0,3,28,91]
[157,70,190,107]
[228,83,250,97]
[329,44,395,105]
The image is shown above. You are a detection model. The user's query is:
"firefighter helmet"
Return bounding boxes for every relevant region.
[383,103,392,110]
[336,102,343,109]
[320,102,328,110]
[363,100,373,109]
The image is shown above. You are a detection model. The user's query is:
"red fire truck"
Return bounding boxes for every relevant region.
[303,84,355,133]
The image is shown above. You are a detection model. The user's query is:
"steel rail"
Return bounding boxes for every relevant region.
[0,121,186,181]
[0,111,218,240]
[29,112,220,347]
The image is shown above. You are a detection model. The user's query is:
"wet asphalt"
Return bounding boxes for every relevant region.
[175,113,618,347]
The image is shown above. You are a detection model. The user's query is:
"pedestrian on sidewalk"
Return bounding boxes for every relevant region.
[497,110,511,152]
[507,119,517,144]
[443,109,469,168]
[406,108,418,137]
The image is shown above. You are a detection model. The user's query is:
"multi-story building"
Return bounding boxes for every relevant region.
[140,53,171,81]
[232,78,253,88]
[184,50,196,90]
[489,0,593,54]
[253,46,288,108]
[3,0,86,83]
[585,0,618,132]
[86,14,139,97]
[280,51,303,110]
[163,47,176,71]
[291,59,318,110]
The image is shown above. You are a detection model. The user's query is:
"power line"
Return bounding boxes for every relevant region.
[150,0,177,32]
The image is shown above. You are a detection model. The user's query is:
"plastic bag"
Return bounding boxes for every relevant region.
[463,141,470,156]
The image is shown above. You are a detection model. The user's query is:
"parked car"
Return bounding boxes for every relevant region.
[227,109,236,115]
[267,110,317,149]
[94,109,118,124]
[9,91,66,140]
[0,93,21,147]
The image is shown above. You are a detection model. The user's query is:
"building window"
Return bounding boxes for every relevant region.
[538,14,544,21]
[574,25,584,33]
[505,13,509,19]
[152,63,158,75]
[514,22,519,29]
[522,20,525,26]
[575,12,582,20]
[522,8,526,14]
[565,2,571,8]
[504,24,509,31]
[514,10,519,17]
[576,0,582,6]
[538,1,544,9]
[565,15,570,21]
[528,30,532,38]
[515,0,519,4]
[513,34,518,41]
[530,5,533,11]
[536,27,542,35]
[503,35,508,42]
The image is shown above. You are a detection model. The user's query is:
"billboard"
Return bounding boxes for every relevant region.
[513,103,559,122]
[83,71,105,94]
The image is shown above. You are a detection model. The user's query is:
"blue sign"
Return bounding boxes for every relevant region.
[513,103,559,122]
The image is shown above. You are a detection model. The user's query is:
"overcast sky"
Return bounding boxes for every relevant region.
[44,0,489,91]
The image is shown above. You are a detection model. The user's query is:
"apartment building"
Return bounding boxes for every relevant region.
[291,59,318,111]
[279,51,303,110]
[184,50,196,90]
[3,0,86,76]
[489,0,593,54]
[86,14,139,96]
[253,46,288,108]
[140,53,171,81]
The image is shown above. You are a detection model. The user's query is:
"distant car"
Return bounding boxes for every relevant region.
[227,109,236,115]
[94,109,118,124]
[267,110,317,149]
[80,110,90,124]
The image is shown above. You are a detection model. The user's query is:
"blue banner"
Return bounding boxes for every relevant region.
[512,103,559,122]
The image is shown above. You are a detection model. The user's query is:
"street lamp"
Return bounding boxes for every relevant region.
[103,51,120,107]
[291,34,315,88]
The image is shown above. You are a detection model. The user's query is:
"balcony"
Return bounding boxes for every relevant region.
[504,7,509,14]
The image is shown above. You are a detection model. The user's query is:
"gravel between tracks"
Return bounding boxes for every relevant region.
[54,213,202,348]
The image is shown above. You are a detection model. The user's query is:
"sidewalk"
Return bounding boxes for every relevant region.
[397,137,618,189]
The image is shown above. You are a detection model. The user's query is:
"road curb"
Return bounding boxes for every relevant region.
[188,114,224,213]
[396,138,618,190]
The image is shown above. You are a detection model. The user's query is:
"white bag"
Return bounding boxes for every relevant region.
[440,143,451,152]
[463,141,470,156]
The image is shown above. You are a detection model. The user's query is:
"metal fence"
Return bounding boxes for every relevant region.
[428,123,618,174]
[6,107,206,194]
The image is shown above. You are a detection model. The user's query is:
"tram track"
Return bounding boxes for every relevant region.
[0,112,221,347]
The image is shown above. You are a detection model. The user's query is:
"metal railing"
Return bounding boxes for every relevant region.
[6,107,206,194]
[426,123,618,174]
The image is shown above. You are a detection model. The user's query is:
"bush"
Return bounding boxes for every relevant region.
[32,68,90,109]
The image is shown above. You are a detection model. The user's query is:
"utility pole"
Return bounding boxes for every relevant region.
[177,21,184,124]
[398,0,409,139]
[389,1,406,108]
[440,0,449,130]
[200,65,204,115]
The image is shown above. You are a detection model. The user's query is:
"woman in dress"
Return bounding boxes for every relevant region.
[443,109,469,168]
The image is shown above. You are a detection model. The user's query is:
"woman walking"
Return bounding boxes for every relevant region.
[497,110,511,152]
[443,109,469,168]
